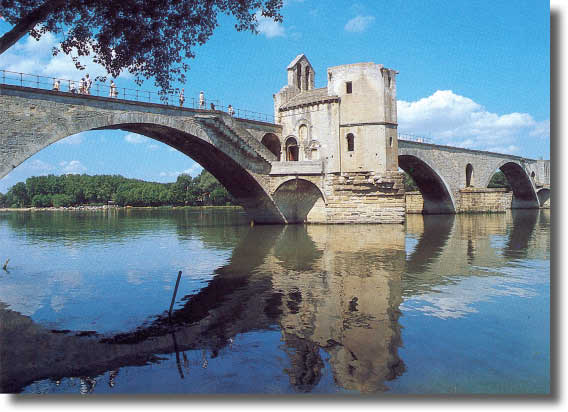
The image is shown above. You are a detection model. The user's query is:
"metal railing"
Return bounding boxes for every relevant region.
[0,69,275,123]
[398,133,433,144]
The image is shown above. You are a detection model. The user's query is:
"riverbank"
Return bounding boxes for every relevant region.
[0,205,243,212]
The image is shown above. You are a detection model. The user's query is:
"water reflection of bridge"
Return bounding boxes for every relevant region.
[0,210,549,393]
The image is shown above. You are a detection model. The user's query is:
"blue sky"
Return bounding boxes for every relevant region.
[0,0,552,193]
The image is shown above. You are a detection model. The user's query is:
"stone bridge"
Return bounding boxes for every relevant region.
[398,140,551,214]
[0,84,294,223]
[0,84,551,222]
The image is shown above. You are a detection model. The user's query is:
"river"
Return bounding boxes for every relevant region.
[0,208,550,394]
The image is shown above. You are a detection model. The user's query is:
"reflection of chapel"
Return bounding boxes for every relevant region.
[271,54,399,175]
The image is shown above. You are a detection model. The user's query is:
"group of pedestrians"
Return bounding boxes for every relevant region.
[179,89,234,116]
[52,75,234,115]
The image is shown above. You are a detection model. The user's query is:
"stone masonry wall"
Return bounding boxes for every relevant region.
[321,171,405,224]
[405,191,424,214]
[456,188,512,213]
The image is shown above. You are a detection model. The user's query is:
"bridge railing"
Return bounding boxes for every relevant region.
[0,69,275,123]
[398,133,433,144]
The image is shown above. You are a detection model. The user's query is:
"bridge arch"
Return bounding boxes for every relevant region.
[399,155,456,214]
[273,178,326,223]
[483,160,539,209]
[2,107,286,223]
[537,188,550,208]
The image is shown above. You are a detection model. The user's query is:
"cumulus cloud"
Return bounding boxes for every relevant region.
[255,11,285,38]
[124,133,147,144]
[159,164,203,179]
[344,15,375,33]
[59,160,87,174]
[0,31,129,83]
[397,90,549,153]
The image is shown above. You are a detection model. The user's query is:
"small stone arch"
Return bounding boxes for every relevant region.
[465,163,473,187]
[537,188,550,208]
[261,133,281,160]
[273,178,326,223]
[399,154,456,214]
[285,136,299,161]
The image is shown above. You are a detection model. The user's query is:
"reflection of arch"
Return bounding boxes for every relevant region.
[398,155,456,214]
[537,188,550,208]
[405,215,455,275]
[466,163,473,187]
[286,136,299,161]
[261,133,281,159]
[273,179,325,223]
[484,161,539,209]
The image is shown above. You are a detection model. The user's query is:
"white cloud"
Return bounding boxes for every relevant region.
[55,133,84,145]
[397,90,549,153]
[147,144,160,151]
[344,15,375,33]
[255,11,286,38]
[124,133,147,144]
[0,31,129,84]
[159,164,203,179]
[59,160,87,174]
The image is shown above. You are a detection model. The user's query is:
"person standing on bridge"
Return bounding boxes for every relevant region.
[52,79,60,91]
[85,74,92,95]
[179,88,185,107]
[228,104,234,116]
[79,78,85,94]
[110,80,117,98]
[199,91,205,108]
[69,80,76,94]
[210,102,215,110]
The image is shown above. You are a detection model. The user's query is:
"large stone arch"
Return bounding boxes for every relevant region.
[398,155,456,214]
[482,160,539,209]
[0,91,286,223]
[273,178,326,223]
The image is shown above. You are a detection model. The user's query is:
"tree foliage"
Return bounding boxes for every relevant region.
[488,170,512,190]
[0,0,283,92]
[0,171,235,208]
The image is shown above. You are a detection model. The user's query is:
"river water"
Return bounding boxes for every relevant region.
[0,208,550,395]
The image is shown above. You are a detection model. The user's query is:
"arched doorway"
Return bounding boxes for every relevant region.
[261,133,281,159]
[286,137,299,161]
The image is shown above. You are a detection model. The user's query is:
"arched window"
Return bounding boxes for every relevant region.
[346,133,355,152]
[466,163,473,187]
[304,66,310,91]
[298,124,308,144]
[531,171,536,180]
[286,136,299,161]
[296,63,302,91]
[389,136,393,147]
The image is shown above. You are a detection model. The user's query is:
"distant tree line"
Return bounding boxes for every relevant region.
[0,171,236,208]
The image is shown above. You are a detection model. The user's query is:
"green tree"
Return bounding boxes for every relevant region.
[0,1,283,93]
[488,171,512,190]
[403,172,418,192]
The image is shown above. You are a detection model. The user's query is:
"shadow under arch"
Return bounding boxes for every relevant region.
[5,115,286,223]
[537,188,550,208]
[261,133,281,159]
[485,161,539,209]
[398,155,456,214]
[273,178,325,223]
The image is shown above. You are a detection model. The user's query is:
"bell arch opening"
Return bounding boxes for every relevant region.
[273,179,326,223]
[399,155,456,214]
